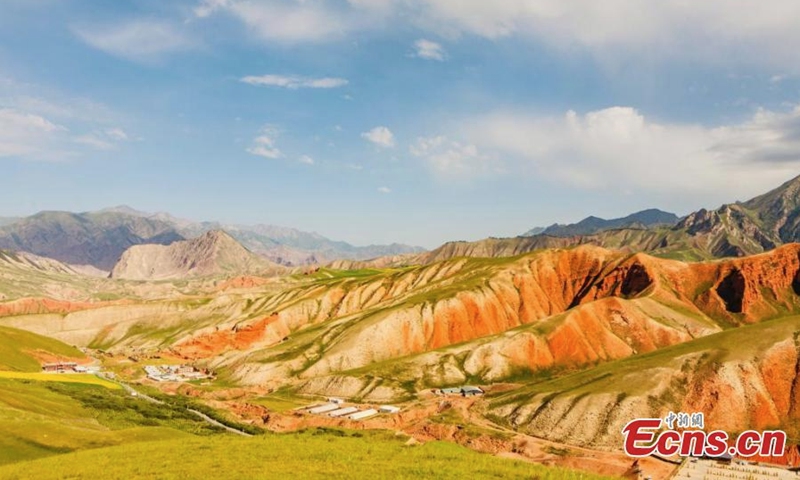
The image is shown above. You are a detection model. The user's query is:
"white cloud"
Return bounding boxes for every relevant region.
[0,108,70,159]
[241,74,348,89]
[298,155,315,165]
[459,105,800,200]
[196,0,364,44]
[74,134,115,151]
[194,0,231,18]
[247,126,282,159]
[104,128,130,141]
[72,21,194,62]
[0,77,131,161]
[73,128,131,151]
[377,186,392,193]
[410,135,494,177]
[413,39,446,61]
[361,126,395,148]
[413,0,800,68]
[195,0,800,69]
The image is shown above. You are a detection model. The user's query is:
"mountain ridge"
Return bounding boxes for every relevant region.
[523,208,679,237]
[418,174,800,264]
[0,207,425,270]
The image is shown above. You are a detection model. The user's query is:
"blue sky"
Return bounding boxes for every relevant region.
[3,0,800,247]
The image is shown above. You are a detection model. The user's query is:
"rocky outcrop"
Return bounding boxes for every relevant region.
[110,230,284,280]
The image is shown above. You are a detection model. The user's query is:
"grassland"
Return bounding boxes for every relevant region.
[0,373,620,479]
[0,372,120,388]
[0,428,620,480]
[0,378,224,466]
[0,326,85,372]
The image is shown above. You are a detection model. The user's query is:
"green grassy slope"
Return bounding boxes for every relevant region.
[0,379,225,466]
[0,428,619,480]
[0,326,85,372]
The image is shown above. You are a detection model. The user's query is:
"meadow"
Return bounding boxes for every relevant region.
[0,427,620,480]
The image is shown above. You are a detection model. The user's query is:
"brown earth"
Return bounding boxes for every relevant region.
[215,276,272,291]
[0,297,128,316]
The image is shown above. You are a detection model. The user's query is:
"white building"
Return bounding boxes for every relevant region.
[348,409,378,421]
[328,407,359,418]
[309,403,339,414]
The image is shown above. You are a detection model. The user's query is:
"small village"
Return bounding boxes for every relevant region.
[433,386,484,397]
[300,397,401,421]
[41,361,101,374]
[671,456,800,479]
[143,364,213,382]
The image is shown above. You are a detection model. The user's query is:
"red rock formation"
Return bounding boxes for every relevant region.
[173,313,289,360]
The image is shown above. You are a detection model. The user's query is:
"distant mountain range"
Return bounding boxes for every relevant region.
[523,208,679,237]
[356,173,800,266]
[0,207,425,271]
[0,211,183,271]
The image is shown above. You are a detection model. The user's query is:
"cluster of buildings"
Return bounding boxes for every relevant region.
[143,365,211,382]
[41,362,99,374]
[435,386,484,397]
[673,457,800,479]
[302,398,401,421]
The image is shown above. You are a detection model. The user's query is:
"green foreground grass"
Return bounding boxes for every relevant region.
[0,429,618,480]
[0,379,222,465]
[0,371,120,388]
[0,377,619,479]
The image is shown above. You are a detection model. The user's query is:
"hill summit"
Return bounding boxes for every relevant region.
[110,230,282,280]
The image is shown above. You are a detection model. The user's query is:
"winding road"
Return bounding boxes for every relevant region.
[97,373,253,437]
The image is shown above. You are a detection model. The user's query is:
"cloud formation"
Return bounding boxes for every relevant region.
[0,107,130,160]
[241,74,348,89]
[0,108,67,158]
[72,21,194,62]
[195,0,800,69]
[410,135,495,177]
[247,126,282,159]
[462,105,800,199]
[195,0,367,43]
[362,126,395,148]
[413,39,445,61]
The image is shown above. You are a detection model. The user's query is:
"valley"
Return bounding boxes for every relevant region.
[5,177,800,478]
